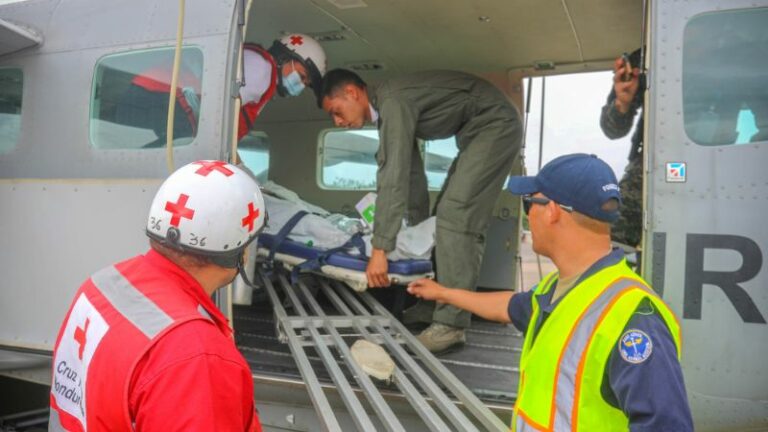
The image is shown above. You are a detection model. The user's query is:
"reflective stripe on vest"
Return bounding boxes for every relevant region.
[197,304,213,321]
[550,277,640,430]
[513,261,682,432]
[238,44,277,140]
[90,266,174,339]
[49,406,66,432]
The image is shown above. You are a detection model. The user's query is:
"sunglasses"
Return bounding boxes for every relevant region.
[522,195,574,215]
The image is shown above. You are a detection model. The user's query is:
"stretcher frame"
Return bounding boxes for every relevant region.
[257,267,507,431]
[256,248,433,292]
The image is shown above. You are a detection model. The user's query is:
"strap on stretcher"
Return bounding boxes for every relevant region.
[264,210,368,283]
[290,233,367,283]
[268,210,309,262]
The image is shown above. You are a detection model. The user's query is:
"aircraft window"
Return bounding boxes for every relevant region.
[317,131,471,191]
[319,128,379,190]
[239,131,270,182]
[90,47,203,149]
[0,68,22,154]
[424,137,458,190]
[683,8,768,146]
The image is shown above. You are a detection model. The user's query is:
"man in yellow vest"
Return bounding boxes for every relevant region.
[407,153,693,431]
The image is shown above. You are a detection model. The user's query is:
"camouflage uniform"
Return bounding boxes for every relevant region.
[600,50,645,247]
[369,70,522,328]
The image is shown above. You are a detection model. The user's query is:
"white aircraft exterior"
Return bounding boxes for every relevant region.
[0,0,766,430]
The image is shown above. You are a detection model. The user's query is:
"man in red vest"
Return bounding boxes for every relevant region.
[238,33,327,140]
[49,160,267,431]
[232,33,328,305]
[117,34,327,147]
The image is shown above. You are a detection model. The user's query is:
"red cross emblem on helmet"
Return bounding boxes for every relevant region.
[193,160,234,177]
[289,35,304,46]
[165,193,195,227]
[241,203,260,232]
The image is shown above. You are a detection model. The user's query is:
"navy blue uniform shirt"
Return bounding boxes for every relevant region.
[508,248,693,432]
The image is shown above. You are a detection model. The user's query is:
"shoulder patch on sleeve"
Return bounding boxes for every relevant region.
[633,297,656,316]
[618,329,653,364]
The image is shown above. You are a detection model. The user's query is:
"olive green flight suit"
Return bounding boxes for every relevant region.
[369,70,522,328]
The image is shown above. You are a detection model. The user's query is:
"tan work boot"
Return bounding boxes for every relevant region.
[416,323,466,354]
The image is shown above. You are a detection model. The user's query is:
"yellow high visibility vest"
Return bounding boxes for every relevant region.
[511,259,682,432]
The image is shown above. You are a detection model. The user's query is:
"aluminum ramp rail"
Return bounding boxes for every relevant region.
[257,269,508,432]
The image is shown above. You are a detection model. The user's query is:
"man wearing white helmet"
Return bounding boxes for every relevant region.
[238,33,327,140]
[233,33,326,305]
[119,33,326,146]
[49,161,266,432]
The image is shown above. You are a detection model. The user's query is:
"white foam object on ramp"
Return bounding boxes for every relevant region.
[350,339,396,382]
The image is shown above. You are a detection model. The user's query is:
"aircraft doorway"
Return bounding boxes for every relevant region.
[523,71,633,179]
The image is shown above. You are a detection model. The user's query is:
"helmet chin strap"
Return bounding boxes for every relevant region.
[268,39,307,98]
[275,64,288,97]
[237,258,260,289]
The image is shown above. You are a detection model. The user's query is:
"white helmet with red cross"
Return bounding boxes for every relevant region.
[269,33,327,103]
[278,33,327,76]
[146,160,266,268]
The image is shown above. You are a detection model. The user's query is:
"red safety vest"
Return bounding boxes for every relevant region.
[48,251,250,431]
[238,44,278,140]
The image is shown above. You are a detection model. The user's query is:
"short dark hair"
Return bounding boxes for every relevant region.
[320,68,367,100]
[149,239,212,268]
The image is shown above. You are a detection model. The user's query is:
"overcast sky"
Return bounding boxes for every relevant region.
[523,71,633,178]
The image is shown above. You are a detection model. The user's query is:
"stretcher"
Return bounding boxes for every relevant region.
[257,232,434,291]
[247,269,509,432]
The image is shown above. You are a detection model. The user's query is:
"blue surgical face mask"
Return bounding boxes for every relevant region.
[283,63,306,96]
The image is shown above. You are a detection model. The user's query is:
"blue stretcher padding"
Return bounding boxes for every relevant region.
[258,233,433,275]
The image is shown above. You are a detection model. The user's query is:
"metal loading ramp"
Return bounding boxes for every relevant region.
[256,268,508,432]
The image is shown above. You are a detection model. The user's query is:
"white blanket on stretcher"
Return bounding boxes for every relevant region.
[262,192,435,261]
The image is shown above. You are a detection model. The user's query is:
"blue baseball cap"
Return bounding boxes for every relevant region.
[507,153,622,222]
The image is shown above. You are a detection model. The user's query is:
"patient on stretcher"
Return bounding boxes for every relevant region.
[261,181,435,261]
[232,181,436,293]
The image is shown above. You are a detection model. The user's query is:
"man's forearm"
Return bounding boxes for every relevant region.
[371,180,407,252]
[600,102,635,139]
[441,289,514,323]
